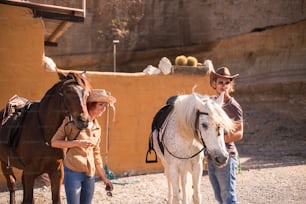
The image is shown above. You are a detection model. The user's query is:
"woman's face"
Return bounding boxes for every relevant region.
[214,77,232,95]
[89,102,108,118]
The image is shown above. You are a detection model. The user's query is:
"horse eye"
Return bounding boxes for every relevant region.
[201,123,208,129]
[217,127,222,136]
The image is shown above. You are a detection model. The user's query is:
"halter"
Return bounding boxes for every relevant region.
[42,78,80,146]
[195,110,209,147]
[162,110,208,160]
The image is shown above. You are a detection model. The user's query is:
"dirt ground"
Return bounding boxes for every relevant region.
[0,163,305,204]
[1,109,306,204]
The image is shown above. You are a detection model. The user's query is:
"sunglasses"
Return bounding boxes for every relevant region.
[217,80,231,85]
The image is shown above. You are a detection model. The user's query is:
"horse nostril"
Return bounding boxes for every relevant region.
[78,116,89,124]
[215,156,227,164]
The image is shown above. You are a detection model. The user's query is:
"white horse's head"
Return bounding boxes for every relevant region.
[193,92,234,167]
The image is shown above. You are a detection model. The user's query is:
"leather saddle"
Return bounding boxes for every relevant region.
[146,95,177,163]
[1,95,32,148]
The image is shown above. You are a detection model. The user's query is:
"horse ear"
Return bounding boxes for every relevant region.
[193,92,205,108]
[57,70,66,80]
[216,92,224,105]
[81,70,87,78]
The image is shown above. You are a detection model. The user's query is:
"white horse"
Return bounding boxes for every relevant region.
[152,91,234,204]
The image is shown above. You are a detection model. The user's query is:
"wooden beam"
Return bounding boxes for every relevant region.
[33,10,84,22]
[0,0,85,22]
[47,21,73,43]
[44,41,58,47]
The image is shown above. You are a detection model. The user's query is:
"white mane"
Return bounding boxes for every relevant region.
[174,93,234,136]
[206,98,235,133]
[174,94,197,135]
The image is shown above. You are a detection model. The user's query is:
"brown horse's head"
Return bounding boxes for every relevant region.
[58,71,92,130]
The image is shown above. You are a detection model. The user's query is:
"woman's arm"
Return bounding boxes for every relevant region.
[51,139,93,149]
[96,164,114,190]
[51,119,94,149]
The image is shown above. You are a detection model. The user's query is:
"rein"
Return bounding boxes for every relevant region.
[162,110,207,160]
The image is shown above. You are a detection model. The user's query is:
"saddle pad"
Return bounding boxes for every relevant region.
[151,95,177,132]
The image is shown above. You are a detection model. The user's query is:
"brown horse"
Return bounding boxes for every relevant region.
[0,71,92,204]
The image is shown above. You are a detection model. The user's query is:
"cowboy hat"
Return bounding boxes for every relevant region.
[87,89,116,104]
[210,67,239,86]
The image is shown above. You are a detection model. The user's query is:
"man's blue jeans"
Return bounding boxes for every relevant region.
[208,155,238,204]
[64,165,95,204]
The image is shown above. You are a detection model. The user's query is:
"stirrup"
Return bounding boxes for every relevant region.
[145,149,158,163]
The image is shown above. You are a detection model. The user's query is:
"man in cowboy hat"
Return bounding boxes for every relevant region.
[207,67,244,204]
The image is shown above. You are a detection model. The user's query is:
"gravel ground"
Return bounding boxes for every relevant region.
[0,161,305,204]
[1,110,306,203]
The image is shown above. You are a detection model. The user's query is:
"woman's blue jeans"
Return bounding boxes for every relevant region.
[64,165,95,204]
[208,155,238,204]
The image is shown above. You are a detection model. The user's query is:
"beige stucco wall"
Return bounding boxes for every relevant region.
[0,4,59,99]
[0,4,214,187]
[86,72,213,176]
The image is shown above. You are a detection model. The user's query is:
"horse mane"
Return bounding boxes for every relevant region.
[62,72,92,92]
[174,94,198,135]
[205,97,235,133]
[69,72,92,92]
[174,93,234,136]
[42,72,92,100]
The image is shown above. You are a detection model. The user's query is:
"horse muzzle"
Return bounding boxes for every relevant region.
[74,115,89,130]
[210,151,229,168]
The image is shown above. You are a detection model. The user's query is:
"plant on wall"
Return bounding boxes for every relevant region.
[175,55,188,66]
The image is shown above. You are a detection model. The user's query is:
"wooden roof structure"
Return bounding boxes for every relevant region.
[0,0,86,46]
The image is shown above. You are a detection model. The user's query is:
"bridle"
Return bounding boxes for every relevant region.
[162,110,208,160]
[41,78,84,146]
[59,78,80,117]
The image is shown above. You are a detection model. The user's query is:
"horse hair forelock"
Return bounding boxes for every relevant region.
[174,93,234,136]
[206,99,235,133]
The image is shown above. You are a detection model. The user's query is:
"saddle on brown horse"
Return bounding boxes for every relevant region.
[1,95,32,148]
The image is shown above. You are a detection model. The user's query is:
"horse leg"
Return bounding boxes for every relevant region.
[164,167,173,204]
[191,160,203,204]
[49,166,64,204]
[1,161,17,204]
[21,170,36,204]
[168,165,181,204]
[181,171,192,204]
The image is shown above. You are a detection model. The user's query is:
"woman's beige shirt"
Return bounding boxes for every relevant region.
[52,117,103,177]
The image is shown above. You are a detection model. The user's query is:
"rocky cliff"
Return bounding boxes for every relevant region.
[46,0,306,72]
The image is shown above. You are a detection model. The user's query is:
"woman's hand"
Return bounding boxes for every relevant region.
[105,179,114,197]
[75,139,94,148]
[104,179,114,191]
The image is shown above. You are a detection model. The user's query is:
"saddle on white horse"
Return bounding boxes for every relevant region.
[146,95,177,163]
